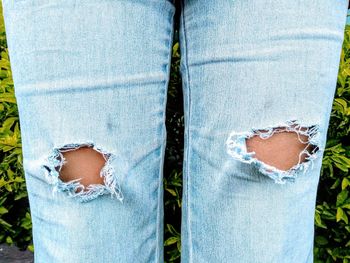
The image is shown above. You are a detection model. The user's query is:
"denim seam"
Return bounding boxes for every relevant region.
[155,10,176,263]
[180,0,193,261]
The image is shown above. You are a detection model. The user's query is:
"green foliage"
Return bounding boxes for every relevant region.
[314,24,350,263]
[164,35,183,262]
[0,1,349,262]
[0,1,33,253]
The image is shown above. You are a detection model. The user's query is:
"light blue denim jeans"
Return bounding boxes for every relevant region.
[1,0,349,262]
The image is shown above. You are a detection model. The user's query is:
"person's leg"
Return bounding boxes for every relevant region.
[179,0,348,262]
[1,0,175,262]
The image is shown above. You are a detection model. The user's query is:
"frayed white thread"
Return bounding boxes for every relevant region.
[226,119,323,184]
[40,141,124,203]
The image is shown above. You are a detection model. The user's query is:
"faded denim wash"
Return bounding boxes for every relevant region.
[1,0,349,262]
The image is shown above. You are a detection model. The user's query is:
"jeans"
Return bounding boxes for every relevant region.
[1,0,348,262]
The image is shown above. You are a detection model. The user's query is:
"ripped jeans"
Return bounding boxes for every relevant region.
[1,0,348,262]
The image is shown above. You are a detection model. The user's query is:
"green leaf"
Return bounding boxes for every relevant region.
[165,188,177,197]
[27,244,34,253]
[164,237,178,246]
[336,207,348,224]
[337,190,349,207]
[315,236,329,245]
[342,178,350,190]
[0,206,8,214]
[6,235,13,244]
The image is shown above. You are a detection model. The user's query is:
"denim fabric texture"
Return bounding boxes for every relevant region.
[1,0,349,262]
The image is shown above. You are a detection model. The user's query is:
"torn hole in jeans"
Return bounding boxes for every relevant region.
[225,119,323,184]
[40,141,124,203]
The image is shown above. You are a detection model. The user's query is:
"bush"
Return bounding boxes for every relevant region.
[0,1,33,254]
[314,21,350,263]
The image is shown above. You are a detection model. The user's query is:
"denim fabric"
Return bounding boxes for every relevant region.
[1,0,348,262]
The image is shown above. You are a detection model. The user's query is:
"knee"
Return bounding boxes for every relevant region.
[245,126,317,171]
[226,120,322,184]
[57,146,106,193]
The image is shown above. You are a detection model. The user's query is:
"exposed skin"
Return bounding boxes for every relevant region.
[57,147,106,193]
[245,127,317,171]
